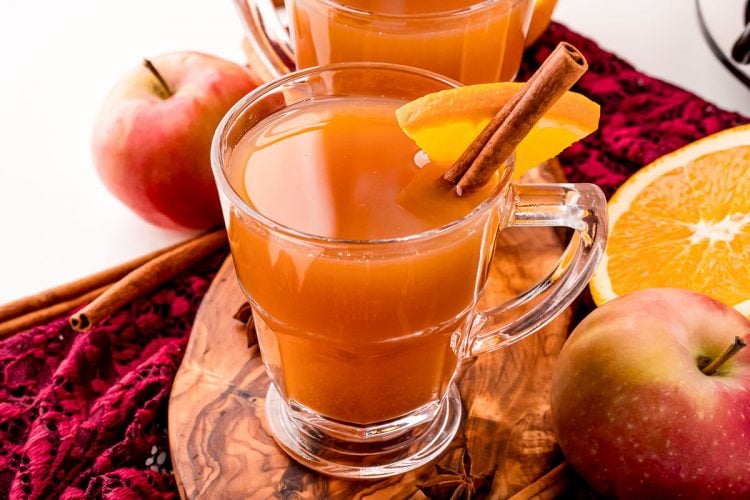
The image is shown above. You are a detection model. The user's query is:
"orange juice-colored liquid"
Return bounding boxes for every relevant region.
[289,0,533,83]
[332,0,497,15]
[227,97,499,424]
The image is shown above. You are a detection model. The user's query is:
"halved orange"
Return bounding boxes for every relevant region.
[590,124,750,316]
[395,82,600,179]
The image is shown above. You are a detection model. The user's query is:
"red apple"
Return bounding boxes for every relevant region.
[92,52,261,229]
[551,288,750,498]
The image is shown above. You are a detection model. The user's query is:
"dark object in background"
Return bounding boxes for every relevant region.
[696,0,750,88]
[730,0,750,63]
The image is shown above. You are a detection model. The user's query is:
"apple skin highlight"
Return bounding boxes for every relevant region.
[551,288,750,499]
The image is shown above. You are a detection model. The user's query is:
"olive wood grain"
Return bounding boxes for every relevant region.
[168,162,577,499]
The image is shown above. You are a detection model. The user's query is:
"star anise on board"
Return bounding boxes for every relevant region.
[233,302,257,348]
[418,447,494,500]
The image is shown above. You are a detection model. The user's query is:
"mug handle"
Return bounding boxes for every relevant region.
[233,0,296,78]
[468,183,608,356]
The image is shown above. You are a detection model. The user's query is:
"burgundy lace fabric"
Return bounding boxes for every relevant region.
[0,254,224,499]
[0,23,747,499]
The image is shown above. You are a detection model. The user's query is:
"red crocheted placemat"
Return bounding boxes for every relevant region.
[0,23,746,499]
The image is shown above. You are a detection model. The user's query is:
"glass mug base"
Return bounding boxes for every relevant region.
[265,383,462,478]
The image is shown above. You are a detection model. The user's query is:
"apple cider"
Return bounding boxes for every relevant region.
[226,96,500,424]
[288,0,534,83]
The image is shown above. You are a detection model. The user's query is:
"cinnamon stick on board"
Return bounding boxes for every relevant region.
[0,232,215,324]
[69,229,227,331]
[444,42,588,195]
[507,462,570,500]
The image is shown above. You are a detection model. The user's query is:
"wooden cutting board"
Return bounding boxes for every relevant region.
[168,162,575,499]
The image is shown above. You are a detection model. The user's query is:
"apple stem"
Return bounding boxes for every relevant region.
[700,336,747,375]
[143,58,173,98]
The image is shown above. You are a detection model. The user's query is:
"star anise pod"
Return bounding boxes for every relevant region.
[233,302,257,348]
[418,447,494,500]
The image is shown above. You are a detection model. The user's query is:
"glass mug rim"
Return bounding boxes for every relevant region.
[296,0,529,19]
[211,62,514,247]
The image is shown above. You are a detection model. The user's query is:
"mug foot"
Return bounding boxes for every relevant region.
[265,384,462,479]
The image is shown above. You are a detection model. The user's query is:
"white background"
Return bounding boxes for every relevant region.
[0,0,748,303]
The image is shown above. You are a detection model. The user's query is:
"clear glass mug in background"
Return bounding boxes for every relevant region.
[235,0,536,83]
[211,63,607,478]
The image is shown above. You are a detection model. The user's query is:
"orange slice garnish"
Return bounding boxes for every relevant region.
[395,82,600,180]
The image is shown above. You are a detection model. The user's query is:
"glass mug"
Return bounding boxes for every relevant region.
[211,63,607,478]
[235,0,536,83]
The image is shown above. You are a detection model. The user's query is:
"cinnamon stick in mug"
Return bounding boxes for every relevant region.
[444,42,588,195]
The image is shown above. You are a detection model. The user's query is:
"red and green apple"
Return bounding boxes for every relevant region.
[551,288,750,498]
[92,51,261,230]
